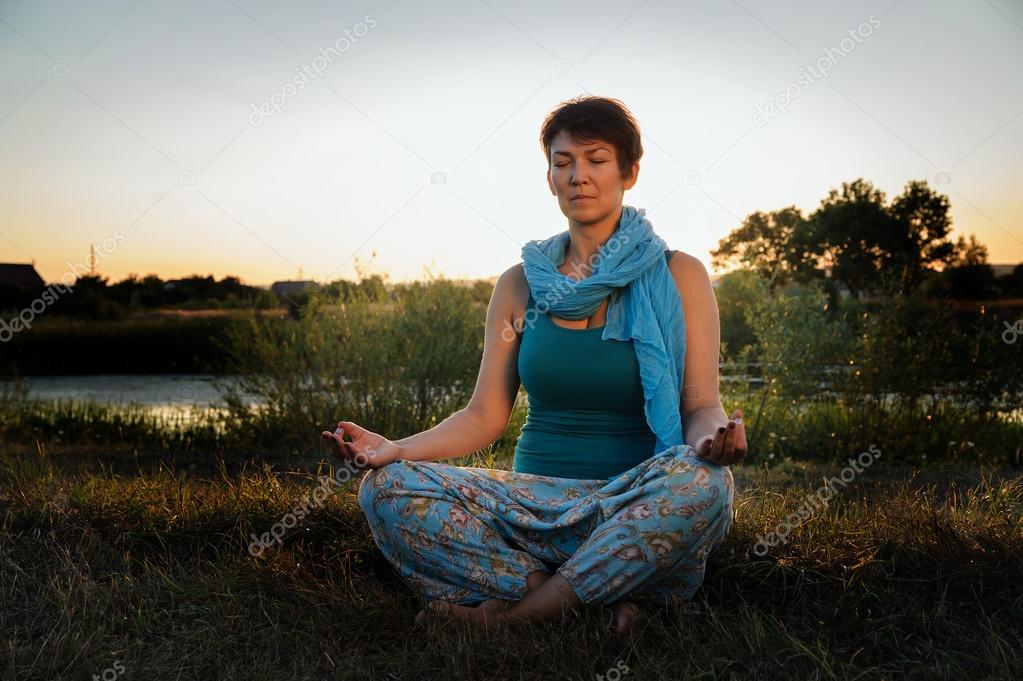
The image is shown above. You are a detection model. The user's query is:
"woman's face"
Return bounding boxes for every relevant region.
[547,129,638,224]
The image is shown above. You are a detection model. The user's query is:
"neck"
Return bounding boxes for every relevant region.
[564,204,624,272]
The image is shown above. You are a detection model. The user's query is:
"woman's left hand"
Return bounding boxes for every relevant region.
[694,409,747,466]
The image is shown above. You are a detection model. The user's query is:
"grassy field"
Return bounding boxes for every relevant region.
[2,444,1021,680]
[4,273,1020,679]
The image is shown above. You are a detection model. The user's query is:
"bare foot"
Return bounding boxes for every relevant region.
[413,571,551,630]
[608,600,640,637]
[526,570,552,592]
[414,600,507,630]
[477,597,513,625]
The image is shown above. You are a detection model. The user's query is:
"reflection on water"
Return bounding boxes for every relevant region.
[0,374,264,424]
[3,373,1018,425]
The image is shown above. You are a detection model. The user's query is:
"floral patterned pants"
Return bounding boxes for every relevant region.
[356,444,734,608]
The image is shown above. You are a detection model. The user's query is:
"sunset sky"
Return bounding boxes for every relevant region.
[1,0,1021,286]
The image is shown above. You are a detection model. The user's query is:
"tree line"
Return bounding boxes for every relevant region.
[711,177,1022,301]
[0,270,496,322]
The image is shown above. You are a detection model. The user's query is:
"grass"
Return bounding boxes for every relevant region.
[2,444,1021,680]
[4,385,1020,471]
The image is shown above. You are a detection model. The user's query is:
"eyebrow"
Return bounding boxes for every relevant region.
[552,148,611,157]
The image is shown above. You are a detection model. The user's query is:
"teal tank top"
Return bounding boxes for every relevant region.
[512,249,675,480]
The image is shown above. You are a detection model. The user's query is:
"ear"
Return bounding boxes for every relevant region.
[623,162,639,190]
[547,167,555,195]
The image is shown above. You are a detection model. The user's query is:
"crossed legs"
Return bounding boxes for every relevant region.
[358,448,734,634]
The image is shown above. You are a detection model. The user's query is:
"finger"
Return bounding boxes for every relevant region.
[715,428,728,461]
[720,410,746,464]
[733,419,748,463]
[344,441,363,463]
[321,431,340,453]
[324,431,351,461]
[709,426,726,463]
[344,440,363,463]
[338,421,365,441]
[338,441,353,462]
[334,423,349,442]
[732,442,748,463]
[722,418,738,464]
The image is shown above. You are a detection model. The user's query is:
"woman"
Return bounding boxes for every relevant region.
[321,96,747,636]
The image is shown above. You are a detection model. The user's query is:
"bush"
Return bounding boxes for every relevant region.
[715,270,764,358]
[213,272,486,453]
[733,275,1023,465]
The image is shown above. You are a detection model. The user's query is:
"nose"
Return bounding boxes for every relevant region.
[570,163,590,186]
[571,172,588,187]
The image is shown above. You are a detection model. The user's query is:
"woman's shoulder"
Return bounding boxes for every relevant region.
[500,262,528,296]
[494,262,531,320]
[665,250,712,300]
[665,249,706,274]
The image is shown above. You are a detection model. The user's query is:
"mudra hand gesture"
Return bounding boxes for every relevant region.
[694,408,747,466]
[320,421,402,469]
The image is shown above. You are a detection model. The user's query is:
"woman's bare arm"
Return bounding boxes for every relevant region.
[669,253,729,440]
[394,265,524,462]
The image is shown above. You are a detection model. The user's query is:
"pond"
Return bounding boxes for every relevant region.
[0,374,264,423]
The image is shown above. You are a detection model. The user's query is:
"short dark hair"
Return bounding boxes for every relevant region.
[539,96,643,182]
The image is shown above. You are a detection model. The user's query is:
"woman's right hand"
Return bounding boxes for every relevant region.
[693,408,747,466]
[320,421,403,469]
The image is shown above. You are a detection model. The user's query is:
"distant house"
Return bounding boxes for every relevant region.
[270,280,321,297]
[991,263,1019,278]
[0,263,45,288]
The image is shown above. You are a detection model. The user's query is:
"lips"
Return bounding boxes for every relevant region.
[570,196,593,201]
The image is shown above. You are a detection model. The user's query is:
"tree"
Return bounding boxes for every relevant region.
[952,234,988,266]
[921,233,996,300]
[712,177,984,298]
[792,179,903,297]
[710,206,804,286]
[714,270,766,357]
[60,274,127,320]
[887,179,958,290]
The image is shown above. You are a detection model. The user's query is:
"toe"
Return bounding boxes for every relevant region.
[613,601,639,636]
[415,600,451,625]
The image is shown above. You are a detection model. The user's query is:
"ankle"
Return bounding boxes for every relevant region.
[525,569,552,592]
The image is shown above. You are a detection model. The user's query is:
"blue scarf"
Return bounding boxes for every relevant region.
[520,204,686,455]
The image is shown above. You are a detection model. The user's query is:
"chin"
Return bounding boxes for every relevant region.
[567,201,597,214]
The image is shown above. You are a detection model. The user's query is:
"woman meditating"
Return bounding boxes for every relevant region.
[321,95,747,636]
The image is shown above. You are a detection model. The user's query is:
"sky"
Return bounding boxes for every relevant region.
[1,0,1021,287]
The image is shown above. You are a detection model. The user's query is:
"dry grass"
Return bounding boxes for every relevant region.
[1,446,1021,680]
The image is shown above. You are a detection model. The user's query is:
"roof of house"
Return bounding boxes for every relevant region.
[270,280,322,295]
[0,263,45,287]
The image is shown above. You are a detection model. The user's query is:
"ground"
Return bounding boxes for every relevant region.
[1,445,1020,680]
